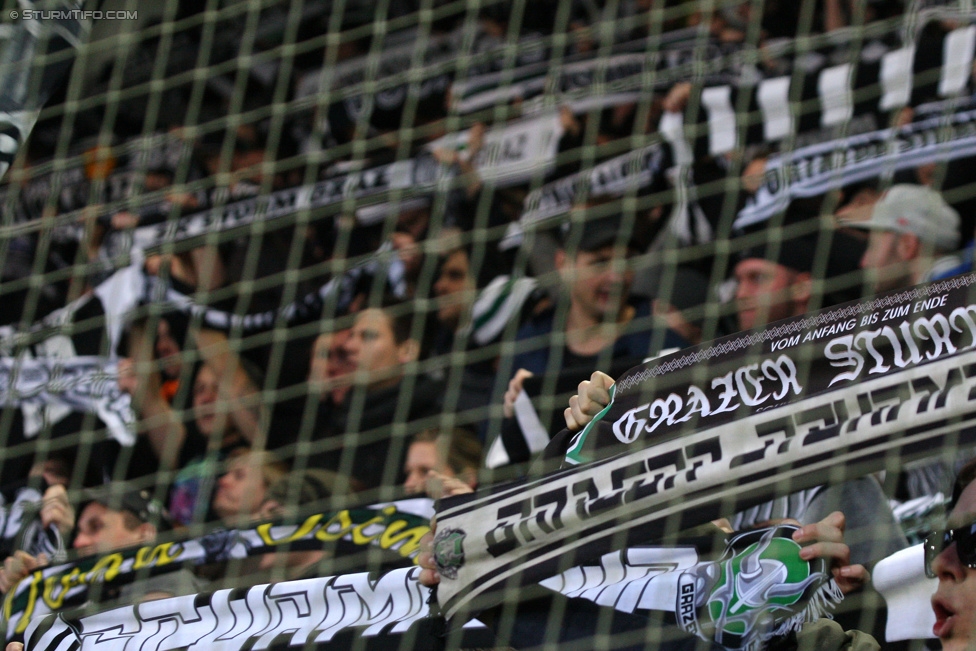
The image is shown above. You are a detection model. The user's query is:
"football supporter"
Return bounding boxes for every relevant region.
[733,237,814,331]
[310,300,443,490]
[403,428,480,499]
[497,207,687,466]
[1,488,204,603]
[927,457,976,651]
[843,184,961,294]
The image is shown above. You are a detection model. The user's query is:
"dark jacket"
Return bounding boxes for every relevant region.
[311,375,445,490]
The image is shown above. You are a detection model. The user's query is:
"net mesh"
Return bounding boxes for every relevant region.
[0,0,973,649]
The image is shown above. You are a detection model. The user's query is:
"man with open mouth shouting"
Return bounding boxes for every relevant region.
[928,458,976,650]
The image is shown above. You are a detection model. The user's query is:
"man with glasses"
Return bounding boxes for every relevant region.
[926,457,976,650]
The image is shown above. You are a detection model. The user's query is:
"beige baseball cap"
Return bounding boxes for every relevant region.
[850,184,960,251]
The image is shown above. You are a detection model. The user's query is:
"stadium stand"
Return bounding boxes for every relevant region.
[2,1,976,649]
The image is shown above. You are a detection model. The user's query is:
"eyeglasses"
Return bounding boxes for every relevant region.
[924,522,976,578]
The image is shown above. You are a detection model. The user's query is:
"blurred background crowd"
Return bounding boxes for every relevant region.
[0,0,974,633]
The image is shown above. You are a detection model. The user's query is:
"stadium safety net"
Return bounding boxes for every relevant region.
[0,0,975,649]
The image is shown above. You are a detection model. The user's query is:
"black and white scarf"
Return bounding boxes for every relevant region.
[432,273,976,619]
[22,525,838,651]
[2,498,433,641]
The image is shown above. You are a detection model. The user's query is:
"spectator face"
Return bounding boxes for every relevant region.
[212,454,268,523]
[741,157,767,195]
[860,230,912,293]
[342,308,417,390]
[29,458,70,487]
[403,441,456,495]
[309,334,331,387]
[931,478,976,651]
[230,124,266,183]
[310,332,351,384]
[391,231,423,281]
[734,258,808,330]
[433,250,474,328]
[192,364,220,436]
[73,502,150,557]
[560,245,634,323]
[396,205,430,240]
[310,331,354,404]
[155,319,182,380]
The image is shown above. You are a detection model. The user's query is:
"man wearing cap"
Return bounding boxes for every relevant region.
[72,489,170,558]
[733,237,815,331]
[559,224,909,561]
[0,489,206,603]
[845,185,971,503]
[846,184,962,293]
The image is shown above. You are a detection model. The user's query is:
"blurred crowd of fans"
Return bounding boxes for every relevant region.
[0,0,973,617]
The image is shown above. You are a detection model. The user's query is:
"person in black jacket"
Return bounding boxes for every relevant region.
[492,208,687,467]
[311,300,444,491]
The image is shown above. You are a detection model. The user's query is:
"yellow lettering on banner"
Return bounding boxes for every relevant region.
[378,520,430,559]
[350,506,397,545]
[257,514,324,546]
[89,553,124,583]
[316,510,354,541]
[41,553,124,611]
[350,516,383,544]
[9,571,43,634]
[133,543,182,570]
[42,568,77,609]
[16,545,184,636]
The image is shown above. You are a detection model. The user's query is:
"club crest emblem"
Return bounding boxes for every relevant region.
[676,525,836,650]
[433,527,467,580]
